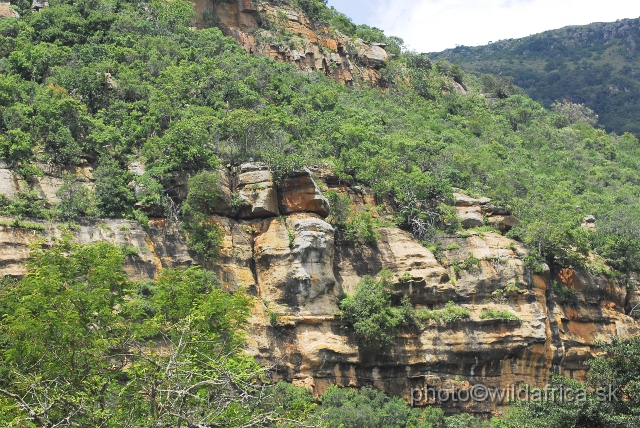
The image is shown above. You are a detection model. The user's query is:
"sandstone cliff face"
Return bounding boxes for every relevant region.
[0,165,638,417]
[194,0,387,86]
[0,2,19,19]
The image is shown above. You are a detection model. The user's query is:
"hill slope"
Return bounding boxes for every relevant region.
[433,17,640,136]
[0,0,640,424]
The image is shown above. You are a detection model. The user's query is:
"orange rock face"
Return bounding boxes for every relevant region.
[1,170,638,418]
[279,169,330,217]
[192,0,386,87]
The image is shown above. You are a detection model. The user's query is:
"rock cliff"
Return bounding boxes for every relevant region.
[1,163,638,417]
[193,0,387,86]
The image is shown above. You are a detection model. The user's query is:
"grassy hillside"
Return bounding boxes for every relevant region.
[433,18,640,136]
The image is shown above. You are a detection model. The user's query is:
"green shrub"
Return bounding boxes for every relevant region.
[265,382,317,423]
[551,280,580,305]
[444,413,489,428]
[523,254,545,273]
[93,157,135,218]
[119,244,139,257]
[132,209,150,227]
[480,308,519,321]
[416,301,471,324]
[181,171,221,215]
[325,190,386,244]
[316,386,425,428]
[325,190,351,226]
[344,205,384,244]
[0,129,42,179]
[0,190,47,219]
[0,217,46,231]
[55,174,96,221]
[340,270,410,352]
[399,272,412,282]
[505,282,521,293]
[181,171,225,262]
[462,255,481,273]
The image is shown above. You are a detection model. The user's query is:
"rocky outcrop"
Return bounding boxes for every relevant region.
[454,192,519,232]
[0,162,93,203]
[0,167,637,418]
[235,163,279,218]
[279,168,330,217]
[0,2,19,18]
[581,215,597,232]
[254,213,336,314]
[193,0,387,86]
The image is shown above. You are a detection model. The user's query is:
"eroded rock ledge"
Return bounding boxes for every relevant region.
[0,165,637,417]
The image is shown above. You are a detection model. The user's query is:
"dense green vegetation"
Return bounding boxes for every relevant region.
[339,270,417,351]
[433,18,640,136]
[0,240,264,426]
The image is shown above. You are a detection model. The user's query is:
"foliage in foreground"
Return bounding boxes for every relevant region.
[0,240,275,427]
[498,335,640,428]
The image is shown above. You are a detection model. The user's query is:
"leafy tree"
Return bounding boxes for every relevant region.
[315,386,426,428]
[93,157,135,218]
[181,171,225,262]
[54,173,96,221]
[551,101,598,126]
[0,189,46,218]
[264,382,317,424]
[0,129,41,178]
[340,270,414,352]
[0,240,280,427]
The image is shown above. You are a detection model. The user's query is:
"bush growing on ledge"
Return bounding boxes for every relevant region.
[0,191,47,219]
[416,301,471,324]
[551,280,580,305]
[339,270,410,352]
[480,308,519,321]
[325,190,386,244]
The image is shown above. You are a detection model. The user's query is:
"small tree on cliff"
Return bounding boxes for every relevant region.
[340,270,416,353]
[181,171,225,262]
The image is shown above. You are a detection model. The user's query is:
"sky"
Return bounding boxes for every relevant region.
[326,0,640,53]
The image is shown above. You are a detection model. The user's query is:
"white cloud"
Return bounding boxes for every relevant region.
[361,0,640,52]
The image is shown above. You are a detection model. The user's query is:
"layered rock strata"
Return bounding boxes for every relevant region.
[0,166,637,417]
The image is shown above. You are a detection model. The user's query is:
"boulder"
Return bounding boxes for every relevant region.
[0,169,17,198]
[235,163,279,219]
[30,0,48,10]
[453,192,491,207]
[356,41,388,69]
[32,175,65,204]
[0,2,19,18]
[483,205,512,215]
[486,214,520,232]
[581,215,597,232]
[457,206,484,228]
[278,168,330,217]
